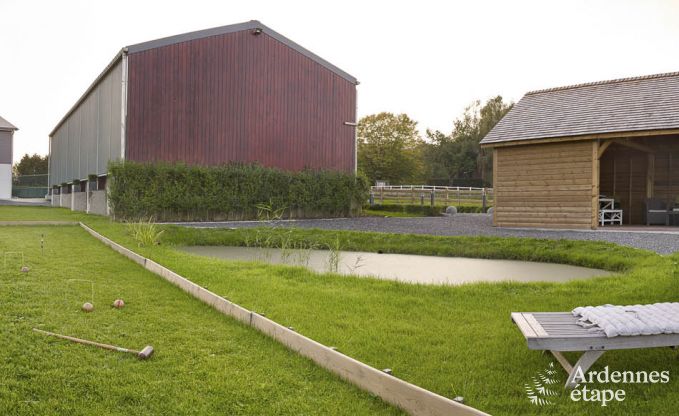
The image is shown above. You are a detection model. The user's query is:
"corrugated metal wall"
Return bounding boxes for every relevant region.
[0,131,12,164]
[49,61,123,187]
[125,30,356,172]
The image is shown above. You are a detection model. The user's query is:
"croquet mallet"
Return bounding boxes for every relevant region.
[33,328,154,359]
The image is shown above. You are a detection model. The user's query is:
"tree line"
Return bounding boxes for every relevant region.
[357,96,512,187]
[12,153,48,179]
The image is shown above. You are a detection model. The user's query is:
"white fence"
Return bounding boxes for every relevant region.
[370,185,494,207]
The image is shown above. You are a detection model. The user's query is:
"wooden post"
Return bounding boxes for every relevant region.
[629,157,633,225]
[591,141,599,229]
[612,156,616,200]
[646,153,655,199]
[492,148,498,226]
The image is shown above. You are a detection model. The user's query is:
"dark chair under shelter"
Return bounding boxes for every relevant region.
[645,198,669,226]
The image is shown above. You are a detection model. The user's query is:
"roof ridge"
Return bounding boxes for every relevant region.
[126,20,357,84]
[525,71,679,95]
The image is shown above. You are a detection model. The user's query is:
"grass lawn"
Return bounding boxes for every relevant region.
[0,221,397,414]
[3,206,679,415]
[361,208,429,218]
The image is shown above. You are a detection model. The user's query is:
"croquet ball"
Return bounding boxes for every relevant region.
[82,302,94,312]
[20,266,30,273]
[112,299,125,309]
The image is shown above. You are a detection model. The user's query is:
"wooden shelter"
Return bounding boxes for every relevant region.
[481,72,679,229]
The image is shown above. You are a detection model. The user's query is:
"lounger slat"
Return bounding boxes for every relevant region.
[513,311,679,351]
[511,313,538,338]
[523,314,548,337]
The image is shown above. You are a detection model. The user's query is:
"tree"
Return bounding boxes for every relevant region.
[357,112,425,185]
[14,153,48,176]
[423,96,512,186]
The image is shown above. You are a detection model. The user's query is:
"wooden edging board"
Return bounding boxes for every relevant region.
[0,221,80,226]
[78,222,490,416]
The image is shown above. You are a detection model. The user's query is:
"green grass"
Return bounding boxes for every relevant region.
[362,208,428,218]
[3,206,679,415]
[364,202,492,217]
[0,222,398,414]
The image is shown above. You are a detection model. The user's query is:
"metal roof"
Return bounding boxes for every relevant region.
[481,71,679,145]
[127,20,358,84]
[0,115,18,131]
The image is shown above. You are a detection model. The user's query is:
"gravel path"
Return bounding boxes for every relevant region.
[171,214,679,255]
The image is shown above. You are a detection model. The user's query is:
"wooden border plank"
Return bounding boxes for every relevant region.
[0,221,80,226]
[78,222,490,416]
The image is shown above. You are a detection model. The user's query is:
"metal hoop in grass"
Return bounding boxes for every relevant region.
[3,251,25,269]
[65,279,95,306]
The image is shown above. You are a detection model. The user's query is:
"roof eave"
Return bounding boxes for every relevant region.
[481,128,679,148]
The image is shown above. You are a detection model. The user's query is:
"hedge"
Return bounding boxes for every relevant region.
[108,161,369,221]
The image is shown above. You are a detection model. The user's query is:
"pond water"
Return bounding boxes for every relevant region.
[179,246,610,285]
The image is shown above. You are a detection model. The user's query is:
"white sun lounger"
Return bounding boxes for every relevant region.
[511,312,679,388]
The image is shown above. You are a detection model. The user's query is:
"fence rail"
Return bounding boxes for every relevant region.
[370,185,494,208]
[12,174,49,198]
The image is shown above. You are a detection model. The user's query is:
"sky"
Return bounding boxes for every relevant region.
[1,0,678,161]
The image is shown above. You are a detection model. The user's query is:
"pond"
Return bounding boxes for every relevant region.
[179,246,610,285]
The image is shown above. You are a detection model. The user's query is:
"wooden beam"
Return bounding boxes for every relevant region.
[629,157,633,225]
[481,128,679,149]
[612,139,654,153]
[598,140,613,159]
[592,140,599,229]
[492,148,498,226]
[647,154,655,199]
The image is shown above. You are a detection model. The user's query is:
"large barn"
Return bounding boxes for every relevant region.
[48,20,358,213]
[482,72,679,229]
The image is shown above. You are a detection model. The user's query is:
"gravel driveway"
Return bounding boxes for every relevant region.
[171,214,679,255]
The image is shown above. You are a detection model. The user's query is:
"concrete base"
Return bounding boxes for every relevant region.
[60,193,70,208]
[0,164,11,199]
[87,190,107,216]
[72,192,87,212]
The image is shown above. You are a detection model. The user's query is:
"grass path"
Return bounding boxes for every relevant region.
[3,207,679,415]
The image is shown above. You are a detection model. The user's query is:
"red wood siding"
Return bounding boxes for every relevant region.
[125,30,356,172]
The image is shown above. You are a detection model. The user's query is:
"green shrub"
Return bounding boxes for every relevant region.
[108,161,369,221]
[127,218,165,247]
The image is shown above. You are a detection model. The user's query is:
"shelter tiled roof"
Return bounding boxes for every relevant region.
[481,71,679,145]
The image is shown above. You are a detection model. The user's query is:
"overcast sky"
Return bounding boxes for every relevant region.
[1,0,678,161]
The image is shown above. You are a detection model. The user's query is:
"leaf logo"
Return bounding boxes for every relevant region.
[525,362,561,406]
